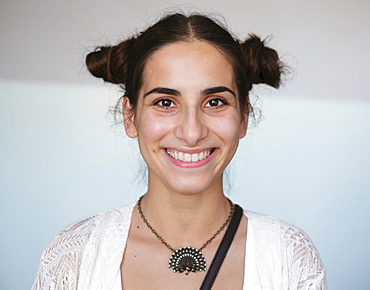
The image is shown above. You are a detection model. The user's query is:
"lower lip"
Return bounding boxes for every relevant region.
[164,149,216,168]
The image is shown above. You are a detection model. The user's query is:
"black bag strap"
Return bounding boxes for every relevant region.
[199,203,243,290]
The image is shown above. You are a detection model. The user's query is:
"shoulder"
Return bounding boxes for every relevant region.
[244,209,309,241]
[32,202,136,289]
[244,210,327,289]
[45,202,135,253]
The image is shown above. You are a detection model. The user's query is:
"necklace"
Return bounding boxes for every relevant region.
[137,195,234,275]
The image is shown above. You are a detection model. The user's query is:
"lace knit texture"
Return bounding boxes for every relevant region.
[32,203,326,290]
[284,226,326,289]
[32,218,91,289]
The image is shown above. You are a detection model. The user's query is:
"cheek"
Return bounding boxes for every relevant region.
[136,114,171,147]
[213,114,243,143]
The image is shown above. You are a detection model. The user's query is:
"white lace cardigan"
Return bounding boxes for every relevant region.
[32,202,327,289]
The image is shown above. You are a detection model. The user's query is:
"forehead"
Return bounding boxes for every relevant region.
[141,40,235,90]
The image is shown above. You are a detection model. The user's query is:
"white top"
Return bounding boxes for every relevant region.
[32,202,327,289]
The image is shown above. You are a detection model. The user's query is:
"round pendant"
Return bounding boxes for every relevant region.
[168,247,207,274]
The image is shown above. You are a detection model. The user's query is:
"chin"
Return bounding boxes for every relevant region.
[164,176,221,196]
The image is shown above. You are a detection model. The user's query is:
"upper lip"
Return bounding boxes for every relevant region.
[164,147,215,154]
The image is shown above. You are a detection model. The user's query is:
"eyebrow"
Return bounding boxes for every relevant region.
[144,87,180,97]
[143,86,236,98]
[202,86,236,97]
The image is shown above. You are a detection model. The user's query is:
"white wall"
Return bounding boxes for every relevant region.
[1,1,369,289]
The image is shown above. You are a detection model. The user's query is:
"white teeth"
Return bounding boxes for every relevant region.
[166,149,212,163]
[191,154,199,162]
[199,152,204,160]
[184,153,191,162]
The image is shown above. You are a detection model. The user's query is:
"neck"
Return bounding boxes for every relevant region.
[139,182,231,248]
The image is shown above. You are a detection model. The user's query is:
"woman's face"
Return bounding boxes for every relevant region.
[124,40,248,194]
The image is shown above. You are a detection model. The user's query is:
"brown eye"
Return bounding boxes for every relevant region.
[205,98,228,107]
[154,98,176,108]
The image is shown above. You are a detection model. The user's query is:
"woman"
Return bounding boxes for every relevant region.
[32,13,326,289]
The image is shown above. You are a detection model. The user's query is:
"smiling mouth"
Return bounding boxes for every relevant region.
[166,149,214,163]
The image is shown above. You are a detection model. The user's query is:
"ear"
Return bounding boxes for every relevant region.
[239,99,250,138]
[123,97,138,138]
[239,117,248,138]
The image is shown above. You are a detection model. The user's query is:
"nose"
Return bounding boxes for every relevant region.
[174,108,208,146]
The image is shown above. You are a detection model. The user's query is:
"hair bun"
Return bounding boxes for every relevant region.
[241,34,282,88]
[86,46,114,83]
[86,37,136,85]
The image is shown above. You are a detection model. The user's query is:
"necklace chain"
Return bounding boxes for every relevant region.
[137,195,234,252]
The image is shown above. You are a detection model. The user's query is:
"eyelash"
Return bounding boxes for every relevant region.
[153,98,176,108]
[153,97,229,109]
[205,97,229,107]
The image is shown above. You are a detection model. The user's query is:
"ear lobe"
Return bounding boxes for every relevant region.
[123,97,138,138]
[239,99,250,138]
[239,118,248,138]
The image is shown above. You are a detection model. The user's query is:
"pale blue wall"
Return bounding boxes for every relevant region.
[1,1,370,289]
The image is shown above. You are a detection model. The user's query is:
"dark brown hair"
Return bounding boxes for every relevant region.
[86,13,284,119]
